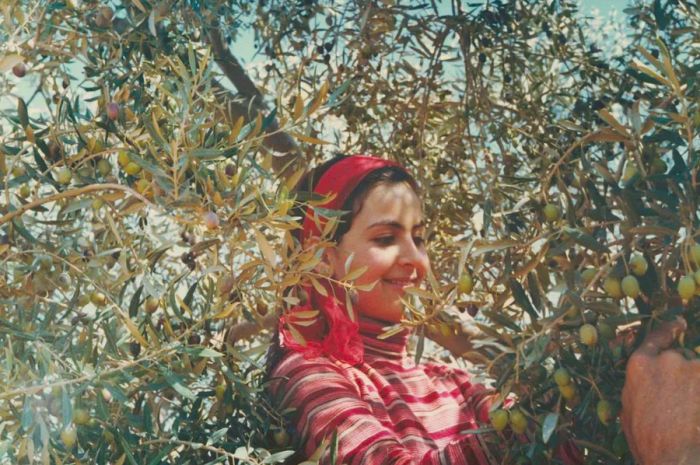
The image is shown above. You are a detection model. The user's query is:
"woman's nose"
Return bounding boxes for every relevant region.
[398,238,428,275]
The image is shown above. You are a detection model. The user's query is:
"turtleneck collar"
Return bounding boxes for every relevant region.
[357,315,412,363]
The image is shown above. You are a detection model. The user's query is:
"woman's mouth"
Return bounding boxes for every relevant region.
[383,278,418,291]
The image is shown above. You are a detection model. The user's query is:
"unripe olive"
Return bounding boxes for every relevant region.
[581,268,597,284]
[489,409,509,432]
[598,321,616,340]
[60,426,77,448]
[18,183,30,198]
[272,428,289,447]
[103,430,115,444]
[559,383,576,400]
[612,433,628,457]
[77,166,93,179]
[89,139,104,154]
[12,165,26,177]
[509,409,528,434]
[543,203,560,222]
[457,272,474,294]
[214,383,226,400]
[124,162,141,176]
[144,296,159,313]
[650,157,667,175]
[97,159,112,177]
[579,323,598,347]
[629,254,648,276]
[553,368,571,387]
[135,178,150,194]
[692,244,700,266]
[621,163,638,183]
[678,275,696,301]
[596,399,613,424]
[73,408,90,425]
[621,275,640,299]
[56,167,72,185]
[90,291,107,307]
[603,277,623,299]
[117,151,130,168]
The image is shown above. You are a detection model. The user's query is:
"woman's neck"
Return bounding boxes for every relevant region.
[357,315,411,363]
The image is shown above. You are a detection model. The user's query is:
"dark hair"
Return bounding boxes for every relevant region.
[291,155,421,243]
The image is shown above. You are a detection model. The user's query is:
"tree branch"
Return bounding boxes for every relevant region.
[208,26,264,103]
[206,25,302,178]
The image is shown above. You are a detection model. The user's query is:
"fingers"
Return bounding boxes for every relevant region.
[636,317,687,357]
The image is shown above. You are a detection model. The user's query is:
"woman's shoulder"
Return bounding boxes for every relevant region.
[270,350,356,381]
[268,350,364,403]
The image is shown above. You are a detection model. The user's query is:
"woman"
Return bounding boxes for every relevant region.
[267,155,497,464]
[266,155,700,465]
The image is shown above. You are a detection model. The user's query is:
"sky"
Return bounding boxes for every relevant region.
[581,0,630,15]
[1,0,634,116]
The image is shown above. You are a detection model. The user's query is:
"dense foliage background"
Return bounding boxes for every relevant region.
[0,0,698,463]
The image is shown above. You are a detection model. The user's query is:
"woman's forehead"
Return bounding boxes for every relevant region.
[355,183,423,225]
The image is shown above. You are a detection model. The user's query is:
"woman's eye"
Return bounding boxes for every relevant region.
[373,236,395,245]
[413,236,425,246]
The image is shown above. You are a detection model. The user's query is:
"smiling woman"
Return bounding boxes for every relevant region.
[265,155,501,465]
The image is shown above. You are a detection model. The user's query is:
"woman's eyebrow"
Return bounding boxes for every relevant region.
[367,220,425,231]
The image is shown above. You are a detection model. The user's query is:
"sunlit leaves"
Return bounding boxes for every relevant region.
[1,0,699,464]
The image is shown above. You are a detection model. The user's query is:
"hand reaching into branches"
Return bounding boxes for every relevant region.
[622,318,700,465]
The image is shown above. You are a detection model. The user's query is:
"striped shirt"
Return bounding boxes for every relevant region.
[269,316,495,465]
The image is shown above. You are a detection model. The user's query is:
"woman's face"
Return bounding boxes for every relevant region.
[326,181,430,323]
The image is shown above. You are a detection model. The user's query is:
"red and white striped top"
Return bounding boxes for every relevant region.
[269,316,495,465]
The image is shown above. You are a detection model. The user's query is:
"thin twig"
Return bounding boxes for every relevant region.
[0,183,152,226]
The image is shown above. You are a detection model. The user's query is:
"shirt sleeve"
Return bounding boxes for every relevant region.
[424,362,497,424]
[269,353,491,465]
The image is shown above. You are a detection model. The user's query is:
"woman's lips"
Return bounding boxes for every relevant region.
[383,278,418,291]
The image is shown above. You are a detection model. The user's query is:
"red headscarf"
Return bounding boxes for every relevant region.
[278,156,406,365]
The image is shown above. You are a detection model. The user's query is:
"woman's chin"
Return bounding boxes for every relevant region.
[359,305,403,323]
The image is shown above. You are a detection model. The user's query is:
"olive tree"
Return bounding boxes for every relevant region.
[0,0,698,464]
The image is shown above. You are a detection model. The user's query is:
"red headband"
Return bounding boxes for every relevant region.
[301,155,404,242]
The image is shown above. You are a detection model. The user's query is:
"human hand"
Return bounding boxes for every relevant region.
[425,309,488,363]
[621,317,700,465]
